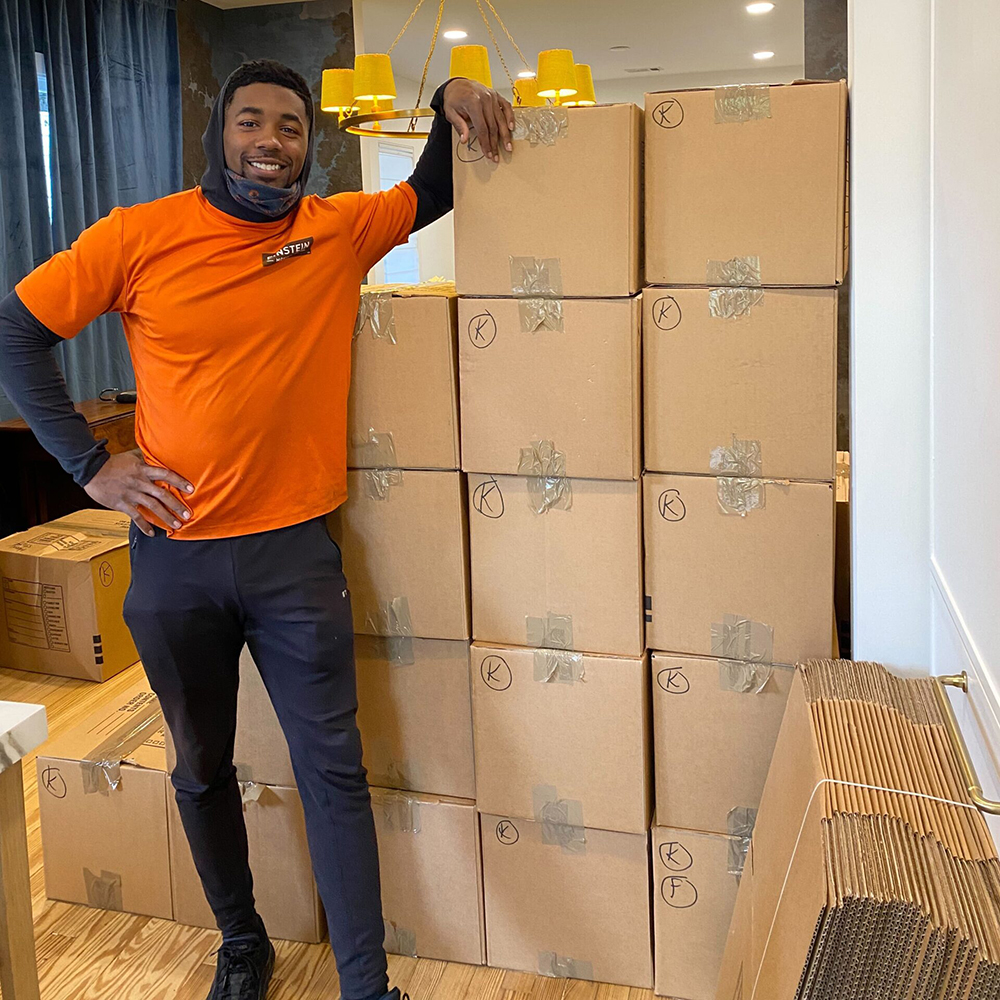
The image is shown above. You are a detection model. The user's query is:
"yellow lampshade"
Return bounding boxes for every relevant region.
[353,53,396,102]
[513,76,544,107]
[321,68,356,112]
[449,44,492,87]
[565,64,597,106]
[536,48,578,99]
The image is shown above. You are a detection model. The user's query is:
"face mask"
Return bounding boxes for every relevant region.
[224,168,303,218]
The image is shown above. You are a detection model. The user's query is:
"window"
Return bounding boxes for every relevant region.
[36,52,54,224]
[378,143,419,284]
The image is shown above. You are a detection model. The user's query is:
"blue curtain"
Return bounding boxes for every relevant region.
[0,0,181,420]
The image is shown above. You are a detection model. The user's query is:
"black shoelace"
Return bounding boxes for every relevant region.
[215,942,263,997]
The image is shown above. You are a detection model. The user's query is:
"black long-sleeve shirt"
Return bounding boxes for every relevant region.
[0,81,455,488]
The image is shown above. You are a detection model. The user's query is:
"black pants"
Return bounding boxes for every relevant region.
[123,515,387,1000]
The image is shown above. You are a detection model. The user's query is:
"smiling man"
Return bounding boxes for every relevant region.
[0,59,513,1000]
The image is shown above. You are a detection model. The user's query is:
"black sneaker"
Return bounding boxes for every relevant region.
[206,934,275,999]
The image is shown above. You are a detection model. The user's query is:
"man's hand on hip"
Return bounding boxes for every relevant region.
[443,78,515,163]
[84,450,194,536]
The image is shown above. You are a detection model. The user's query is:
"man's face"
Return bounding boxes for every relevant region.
[223,82,309,189]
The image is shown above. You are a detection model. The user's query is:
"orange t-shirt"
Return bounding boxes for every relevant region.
[15,184,417,539]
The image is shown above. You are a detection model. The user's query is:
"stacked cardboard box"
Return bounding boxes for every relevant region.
[453,103,652,989]
[0,509,138,681]
[643,81,848,998]
[718,658,1000,999]
[334,284,485,965]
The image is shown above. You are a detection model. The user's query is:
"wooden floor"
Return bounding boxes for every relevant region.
[0,664,656,1000]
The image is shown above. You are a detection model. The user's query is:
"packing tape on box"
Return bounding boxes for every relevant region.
[381,790,421,834]
[370,758,421,791]
[365,598,414,667]
[354,291,396,343]
[525,611,574,650]
[714,84,772,124]
[533,649,586,684]
[712,614,775,675]
[708,287,765,320]
[84,867,123,911]
[518,440,573,514]
[706,255,762,287]
[80,695,163,795]
[384,919,418,958]
[710,434,790,515]
[534,786,587,854]
[519,297,564,332]
[727,806,758,877]
[370,634,416,668]
[239,780,265,805]
[509,256,563,297]
[538,951,594,980]
[513,105,569,146]
[355,430,403,500]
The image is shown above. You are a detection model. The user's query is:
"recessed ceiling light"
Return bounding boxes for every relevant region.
[746,2,775,13]
[609,44,631,51]
[517,70,536,79]
[753,50,775,60]
[443,29,468,40]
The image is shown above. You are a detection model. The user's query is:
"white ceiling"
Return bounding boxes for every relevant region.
[358,0,804,88]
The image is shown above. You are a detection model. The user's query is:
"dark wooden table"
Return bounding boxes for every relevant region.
[0,398,136,534]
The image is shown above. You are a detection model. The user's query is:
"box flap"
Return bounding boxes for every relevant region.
[0,510,130,560]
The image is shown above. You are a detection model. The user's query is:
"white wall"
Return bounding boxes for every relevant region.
[595,64,804,107]
[848,0,931,673]
[851,0,1000,819]
[928,0,1000,833]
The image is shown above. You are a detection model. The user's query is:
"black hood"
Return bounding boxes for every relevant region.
[200,65,316,223]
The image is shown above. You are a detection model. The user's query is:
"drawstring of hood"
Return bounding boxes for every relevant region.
[199,65,316,223]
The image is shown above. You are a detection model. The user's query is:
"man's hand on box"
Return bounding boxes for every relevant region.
[443,78,515,163]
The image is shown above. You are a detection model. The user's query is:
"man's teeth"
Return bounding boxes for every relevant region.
[250,162,282,172]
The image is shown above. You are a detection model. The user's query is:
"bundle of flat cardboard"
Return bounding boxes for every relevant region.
[719,658,1000,1000]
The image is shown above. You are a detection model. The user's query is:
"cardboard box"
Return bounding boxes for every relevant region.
[643,287,837,482]
[645,81,848,286]
[651,652,793,838]
[350,286,460,471]
[453,103,641,297]
[0,509,138,680]
[468,474,643,656]
[715,840,753,1000]
[356,635,475,799]
[481,813,653,988]
[330,470,471,641]
[458,296,642,480]
[652,824,742,1000]
[643,473,834,665]
[371,788,484,966]
[169,782,325,943]
[36,682,171,918]
[471,643,650,834]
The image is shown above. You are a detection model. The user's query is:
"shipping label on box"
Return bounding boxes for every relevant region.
[36,681,171,918]
[357,635,475,799]
[643,287,837,482]
[468,474,643,656]
[0,509,137,681]
[481,813,653,988]
[330,470,471,641]
[169,781,325,943]
[453,104,641,297]
[459,296,641,480]
[371,788,484,966]
[643,473,834,665]
[645,81,848,286]
[653,825,743,1000]
[652,652,793,837]
[471,643,650,834]
[350,288,460,471]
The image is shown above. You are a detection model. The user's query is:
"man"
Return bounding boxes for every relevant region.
[0,59,514,1000]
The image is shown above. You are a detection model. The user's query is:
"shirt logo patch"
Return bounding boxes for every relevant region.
[262,237,314,267]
